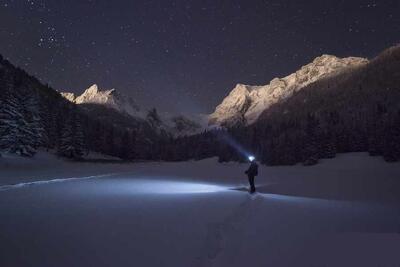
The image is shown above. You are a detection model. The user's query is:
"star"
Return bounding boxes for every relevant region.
[0,0,398,114]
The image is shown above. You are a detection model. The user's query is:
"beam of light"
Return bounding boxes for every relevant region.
[248,155,255,162]
[130,180,225,194]
[86,178,227,195]
[215,130,254,160]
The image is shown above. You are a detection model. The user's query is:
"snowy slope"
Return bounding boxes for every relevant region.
[0,150,128,186]
[2,151,400,201]
[1,153,400,267]
[209,55,368,126]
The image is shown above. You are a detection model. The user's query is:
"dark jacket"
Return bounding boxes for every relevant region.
[245,162,258,177]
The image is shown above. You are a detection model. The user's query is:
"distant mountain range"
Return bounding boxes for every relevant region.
[209,54,368,126]
[61,84,204,137]
[1,44,399,164]
[61,52,372,134]
[61,51,374,137]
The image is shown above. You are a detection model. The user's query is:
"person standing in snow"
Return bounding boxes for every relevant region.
[245,157,258,194]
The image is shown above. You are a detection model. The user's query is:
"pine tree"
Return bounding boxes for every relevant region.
[119,130,135,160]
[324,134,337,158]
[0,89,42,157]
[368,108,385,156]
[58,111,85,159]
[40,103,57,150]
[382,111,400,162]
[302,114,319,165]
[25,93,44,149]
[104,126,116,156]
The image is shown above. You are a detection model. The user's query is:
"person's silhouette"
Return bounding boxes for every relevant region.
[245,159,258,193]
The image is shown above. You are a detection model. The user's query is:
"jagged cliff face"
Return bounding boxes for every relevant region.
[61,84,141,117]
[209,55,369,126]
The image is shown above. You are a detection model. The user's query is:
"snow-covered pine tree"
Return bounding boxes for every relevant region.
[39,103,56,150]
[24,92,45,150]
[0,89,43,157]
[58,110,85,159]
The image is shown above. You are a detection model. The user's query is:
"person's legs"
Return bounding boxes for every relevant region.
[251,177,256,193]
[248,175,255,193]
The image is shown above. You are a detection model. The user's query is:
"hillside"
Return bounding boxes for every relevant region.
[250,45,400,165]
[0,55,164,160]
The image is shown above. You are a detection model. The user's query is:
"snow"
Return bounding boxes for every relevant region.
[0,150,131,186]
[209,55,369,126]
[60,92,75,102]
[61,84,142,117]
[1,152,400,266]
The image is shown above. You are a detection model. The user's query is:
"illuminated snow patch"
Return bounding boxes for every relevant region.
[89,178,227,195]
[125,180,225,194]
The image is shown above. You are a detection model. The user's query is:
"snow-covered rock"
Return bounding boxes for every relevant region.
[209,55,369,126]
[60,92,76,102]
[61,84,141,117]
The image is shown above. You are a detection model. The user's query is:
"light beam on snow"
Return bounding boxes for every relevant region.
[132,180,225,194]
[87,178,227,195]
[132,180,224,194]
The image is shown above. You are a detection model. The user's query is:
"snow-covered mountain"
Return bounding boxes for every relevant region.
[61,84,141,117]
[61,84,203,137]
[209,55,369,126]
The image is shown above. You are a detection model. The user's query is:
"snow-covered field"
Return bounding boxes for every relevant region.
[1,152,400,266]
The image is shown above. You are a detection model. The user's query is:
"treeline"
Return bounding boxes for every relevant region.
[250,45,400,165]
[0,54,166,160]
[1,45,399,165]
[165,45,400,165]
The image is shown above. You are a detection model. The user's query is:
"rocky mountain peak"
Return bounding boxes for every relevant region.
[61,84,141,117]
[209,54,369,126]
[85,84,99,94]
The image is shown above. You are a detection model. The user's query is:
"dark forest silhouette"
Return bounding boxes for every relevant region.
[1,45,400,165]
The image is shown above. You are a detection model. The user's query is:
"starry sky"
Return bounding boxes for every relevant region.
[1,0,399,114]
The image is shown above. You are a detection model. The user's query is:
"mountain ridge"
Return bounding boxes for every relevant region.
[61,84,203,137]
[209,54,369,126]
[61,84,142,118]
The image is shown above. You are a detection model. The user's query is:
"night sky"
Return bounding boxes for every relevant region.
[1,0,399,114]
